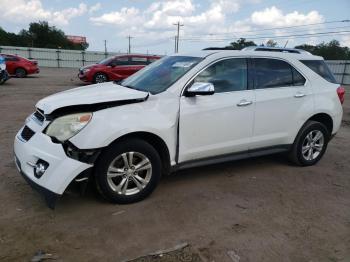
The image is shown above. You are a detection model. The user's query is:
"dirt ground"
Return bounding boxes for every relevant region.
[0,68,349,262]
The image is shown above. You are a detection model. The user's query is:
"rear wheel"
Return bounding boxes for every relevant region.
[94,139,162,204]
[93,73,108,83]
[15,68,27,78]
[288,121,330,166]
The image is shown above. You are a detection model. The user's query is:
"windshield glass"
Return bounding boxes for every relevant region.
[99,57,113,65]
[120,56,203,94]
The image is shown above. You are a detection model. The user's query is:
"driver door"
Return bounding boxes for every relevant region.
[179,58,255,163]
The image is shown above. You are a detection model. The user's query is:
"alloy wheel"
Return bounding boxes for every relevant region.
[301,130,324,161]
[107,152,152,196]
[95,74,107,83]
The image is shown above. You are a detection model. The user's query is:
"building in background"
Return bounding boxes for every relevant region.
[66,35,87,45]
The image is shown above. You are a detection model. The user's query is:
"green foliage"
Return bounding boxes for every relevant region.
[266,39,278,47]
[0,21,88,50]
[226,38,257,50]
[295,40,350,60]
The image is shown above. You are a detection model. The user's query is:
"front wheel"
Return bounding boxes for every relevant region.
[288,121,330,166]
[94,139,162,204]
[93,73,108,83]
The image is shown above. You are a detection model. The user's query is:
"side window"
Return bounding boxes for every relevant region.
[292,67,306,86]
[194,58,247,93]
[111,57,129,66]
[300,60,337,83]
[129,56,148,65]
[254,58,293,89]
[5,55,19,61]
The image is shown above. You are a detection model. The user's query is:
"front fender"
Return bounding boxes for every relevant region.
[69,96,179,163]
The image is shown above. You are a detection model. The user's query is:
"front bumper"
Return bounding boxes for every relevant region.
[78,73,89,82]
[14,127,92,208]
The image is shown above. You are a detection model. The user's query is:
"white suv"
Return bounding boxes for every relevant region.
[14,48,345,208]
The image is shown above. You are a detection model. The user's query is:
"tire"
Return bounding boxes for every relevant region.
[15,68,27,78]
[288,121,330,166]
[94,138,162,204]
[93,73,108,83]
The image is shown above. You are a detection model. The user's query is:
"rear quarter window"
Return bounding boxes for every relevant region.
[300,60,337,84]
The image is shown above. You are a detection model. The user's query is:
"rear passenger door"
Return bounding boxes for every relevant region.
[251,58,313,149]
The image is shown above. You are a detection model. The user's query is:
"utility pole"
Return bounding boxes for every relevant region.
[174,36,177,53]
[127,35,133,54]
[173,21,184,53]
[104,40,107,58]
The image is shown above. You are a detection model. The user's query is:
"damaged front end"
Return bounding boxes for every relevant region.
[14,84,149,209]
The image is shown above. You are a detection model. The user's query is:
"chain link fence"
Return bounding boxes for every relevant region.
[325,60,350,85]
[1,45,349,84]
[0,46,121,68]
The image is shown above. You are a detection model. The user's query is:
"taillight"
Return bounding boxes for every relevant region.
[337,86,345,104]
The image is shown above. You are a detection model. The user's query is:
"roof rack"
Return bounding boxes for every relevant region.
[242,46,311,54]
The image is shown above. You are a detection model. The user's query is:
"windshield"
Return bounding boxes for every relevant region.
[120,56,203,94]
[99,57,113,65]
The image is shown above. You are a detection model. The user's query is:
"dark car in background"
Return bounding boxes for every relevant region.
[1,54,40,78]
[78,54,161,83]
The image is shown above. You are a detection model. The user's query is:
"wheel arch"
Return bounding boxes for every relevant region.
[307,113,333,135]
[15,66,27,76]
[105,131,171,175]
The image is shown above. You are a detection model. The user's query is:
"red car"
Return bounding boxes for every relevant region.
[1,54,40,78]
[78,54,161,83]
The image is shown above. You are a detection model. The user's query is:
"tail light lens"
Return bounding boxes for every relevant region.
[337,86,345,104]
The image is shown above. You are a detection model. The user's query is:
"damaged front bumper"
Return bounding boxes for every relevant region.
[14,125,93,209]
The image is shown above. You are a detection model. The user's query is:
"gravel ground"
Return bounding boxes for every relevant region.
[0,68,349,262]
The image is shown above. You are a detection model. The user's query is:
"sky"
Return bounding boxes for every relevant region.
[0,0,349,55]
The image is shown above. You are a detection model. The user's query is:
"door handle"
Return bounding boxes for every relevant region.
[294,93,306,98]
[237,100,253,107]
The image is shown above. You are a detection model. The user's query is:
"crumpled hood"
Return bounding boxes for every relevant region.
[36,82,149,115]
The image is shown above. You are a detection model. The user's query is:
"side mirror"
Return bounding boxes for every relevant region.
[185,82,215,97]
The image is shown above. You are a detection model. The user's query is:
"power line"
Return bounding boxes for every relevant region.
[181,30,350,42]
[184,25,350,41]
[186,19,350,37]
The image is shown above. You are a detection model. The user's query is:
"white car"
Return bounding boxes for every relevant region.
[14,47,345,208]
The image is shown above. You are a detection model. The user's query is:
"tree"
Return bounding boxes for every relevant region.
[204,38,256,50]
[0,21,88,50]
[295,40,350,60]
[227,38,257,50]
[266,39,278,47]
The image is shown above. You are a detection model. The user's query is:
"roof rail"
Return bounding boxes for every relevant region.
[242,46,311,54]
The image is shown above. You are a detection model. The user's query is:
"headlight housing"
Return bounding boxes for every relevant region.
[83,68,90,74]
[45,113,92,142]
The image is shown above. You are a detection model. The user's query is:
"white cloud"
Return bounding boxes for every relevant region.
[251,6,324,27]
[0,0,88,25]
[90,0,241,37]
[89,3,102,14]
[90,7,141,26]
[89,1,327,51]
[341,35,350,47]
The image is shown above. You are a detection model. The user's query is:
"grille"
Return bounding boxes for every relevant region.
[20,126,35,141]
[33,110,45,123]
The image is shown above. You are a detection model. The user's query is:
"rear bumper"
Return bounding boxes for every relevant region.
[27,67,39,75]
[14,128,92,208]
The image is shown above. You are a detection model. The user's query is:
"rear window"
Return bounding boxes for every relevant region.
[300,60,337,83]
